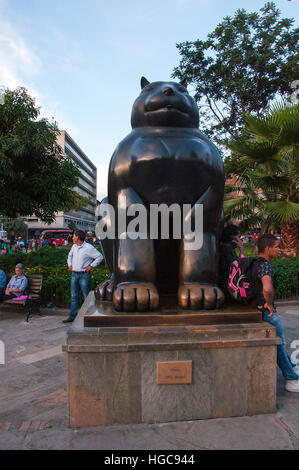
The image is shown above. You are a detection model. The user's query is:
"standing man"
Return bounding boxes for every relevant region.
[63,230,103,323]
[251,234,299,392]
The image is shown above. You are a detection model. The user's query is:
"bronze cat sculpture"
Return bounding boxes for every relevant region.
[96,77,225,312]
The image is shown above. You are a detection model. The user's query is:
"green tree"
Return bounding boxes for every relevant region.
[224,102,299,254]
[3,217,27,242]
[172,2,299,145]
[0,87,88,222]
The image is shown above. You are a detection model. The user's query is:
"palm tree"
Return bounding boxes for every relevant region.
[224,102,299,254]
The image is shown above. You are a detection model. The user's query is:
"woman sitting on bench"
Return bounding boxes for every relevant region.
[1,263,28,301]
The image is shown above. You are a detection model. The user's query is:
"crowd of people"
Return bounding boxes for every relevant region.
[0,237,31,255]
[0,237,42,254]
[0,232,98,255]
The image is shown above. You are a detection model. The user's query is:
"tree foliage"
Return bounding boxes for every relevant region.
[172,2,299,145]
[0,87,88,222]
[2,217,28,241]
[224,102,299,253]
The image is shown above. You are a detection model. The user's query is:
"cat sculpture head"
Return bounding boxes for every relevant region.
[131,77,199,129]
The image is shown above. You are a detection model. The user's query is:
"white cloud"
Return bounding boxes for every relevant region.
[0,4,81,144]
[0,10,41,94]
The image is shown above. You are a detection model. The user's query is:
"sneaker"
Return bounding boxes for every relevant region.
[293,364,299,376]
[285,379,299,393]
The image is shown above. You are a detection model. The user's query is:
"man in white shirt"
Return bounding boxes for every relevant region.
[63,230,103,323]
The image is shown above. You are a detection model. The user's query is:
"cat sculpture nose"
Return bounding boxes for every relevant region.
[163,87,174,96]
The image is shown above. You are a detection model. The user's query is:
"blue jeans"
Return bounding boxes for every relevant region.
[69,272,91,320]
[262,308,298,381]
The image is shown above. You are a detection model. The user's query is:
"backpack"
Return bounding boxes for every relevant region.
[227,257,264,303]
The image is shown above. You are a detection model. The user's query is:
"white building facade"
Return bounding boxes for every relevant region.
[25,131,97,237]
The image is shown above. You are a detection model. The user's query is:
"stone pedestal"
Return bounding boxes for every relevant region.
[63,292,280,428]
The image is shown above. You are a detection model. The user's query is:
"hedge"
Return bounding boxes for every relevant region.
[0,246,110,307]
[0,247,297,307]
[25,264,110,307]
[271,256,299,300]
[0,246,69,271]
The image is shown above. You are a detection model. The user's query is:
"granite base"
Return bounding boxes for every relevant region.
[63,292,280,427]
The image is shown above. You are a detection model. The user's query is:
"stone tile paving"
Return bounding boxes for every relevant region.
[0,302,298,450]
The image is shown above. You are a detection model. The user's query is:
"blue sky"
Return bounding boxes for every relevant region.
[0,0,298,199]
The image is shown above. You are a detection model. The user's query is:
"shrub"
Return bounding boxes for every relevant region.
[272,256,299,300]
[0,251,28,272]
[25,262,110,307]
[0,246,69,272]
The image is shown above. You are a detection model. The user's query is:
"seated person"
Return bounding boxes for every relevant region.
[0,269,6,298]
[1,263,28,301]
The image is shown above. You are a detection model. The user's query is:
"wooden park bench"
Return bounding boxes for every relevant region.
[3,275,43,322]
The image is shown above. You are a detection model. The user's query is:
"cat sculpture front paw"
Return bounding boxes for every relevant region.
[113,282,159,312]
[178,283,224,310]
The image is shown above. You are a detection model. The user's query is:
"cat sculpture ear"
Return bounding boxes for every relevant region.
[141,77,150,89]
[180,78,188,88]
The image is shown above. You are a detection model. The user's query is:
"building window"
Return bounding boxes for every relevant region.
[78,177,96,193]
[65,142,95,174]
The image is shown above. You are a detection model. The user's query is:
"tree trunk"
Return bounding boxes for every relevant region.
[281,220,299,256]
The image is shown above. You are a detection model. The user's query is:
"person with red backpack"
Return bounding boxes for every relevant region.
[251,234,299,392]
[219,224,245,302]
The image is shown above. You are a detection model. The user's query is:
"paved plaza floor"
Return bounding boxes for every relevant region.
[0,300,298,450]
